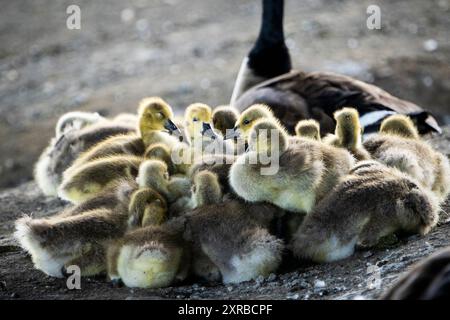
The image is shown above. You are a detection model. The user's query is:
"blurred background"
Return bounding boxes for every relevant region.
[0,0,449,190]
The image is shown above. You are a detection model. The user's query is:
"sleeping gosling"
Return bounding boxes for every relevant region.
[58,155,142,204]
[291,161,439,263]
[15,179,142,278]
[363,114,450,202]
[34,116,135,196]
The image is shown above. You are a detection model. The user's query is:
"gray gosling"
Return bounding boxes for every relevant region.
[58,155,143,204]
[291,161,439,263]
[34,116,135,196]
[15,179,166,278]
[363,114,450,203]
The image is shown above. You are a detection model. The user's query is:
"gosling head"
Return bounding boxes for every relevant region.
[138,97,180,137]
[55,111,103,138]
[333,107,363,148]
[225,104,274,140]
[128,188,167,227]
[295,119,321,141]
[212,105,239,137]
[380,114,419,139]
[185,103,212,140]
[192,170,222,207]
[248,118,289,155]
[144,143,174,174]
[136,159,169,195]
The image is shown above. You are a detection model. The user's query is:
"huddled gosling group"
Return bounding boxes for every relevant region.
[15,98,449,289]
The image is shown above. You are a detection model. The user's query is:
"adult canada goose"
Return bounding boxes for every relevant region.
[231,0,441,136]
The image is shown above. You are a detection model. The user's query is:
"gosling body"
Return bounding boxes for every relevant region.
[291,161,439,263]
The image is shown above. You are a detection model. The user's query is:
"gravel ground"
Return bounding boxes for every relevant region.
[0,0,449,300]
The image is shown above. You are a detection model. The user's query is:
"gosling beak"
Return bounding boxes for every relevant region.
[224,126,240,140]
[201,122,217,140]
[164,119,181,136]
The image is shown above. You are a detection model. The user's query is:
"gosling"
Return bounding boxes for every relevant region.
[15,179,148,278]
[295,119,321,141]
[323,107,371,161]
[291,161,439,263]
[34,116,135,196]
[230,118,355,214]
[58,155,143,203]
[363,114,450,202]
[212,105,239,137]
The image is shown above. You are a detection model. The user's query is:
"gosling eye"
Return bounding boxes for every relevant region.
[243,119,250,125]
[163,173,169,180]
[156,112,164,119]
[191,185,197,193]
[192,117,199,122]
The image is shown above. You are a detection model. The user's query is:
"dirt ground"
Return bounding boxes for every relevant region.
[0,0,449,300]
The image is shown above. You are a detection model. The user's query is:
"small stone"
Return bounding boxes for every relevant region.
[6,69,19,82]
[286,293,300,300]
[255,275,264,285]
[121,8,135,23]
[363,251,373,258]
[227,286,233,292]
[267,273,277,282]
[10,292,19,299]
[136,19,149,32]
[423,39,438,52]
[347,38,359,49]
[314,280,326,289]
